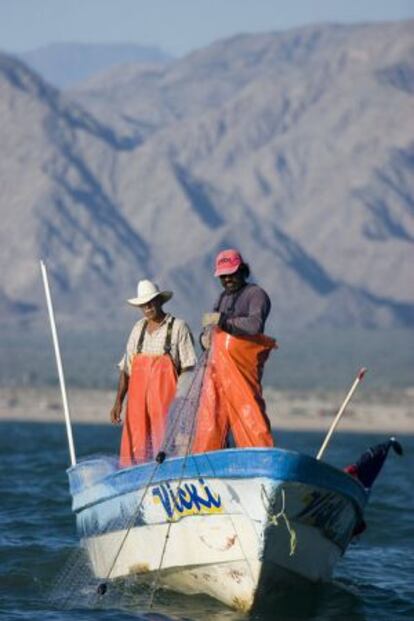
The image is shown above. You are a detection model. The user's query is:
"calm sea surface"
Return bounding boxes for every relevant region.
[1,423,413,621]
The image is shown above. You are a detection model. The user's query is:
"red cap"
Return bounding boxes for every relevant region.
[214,249,243,277]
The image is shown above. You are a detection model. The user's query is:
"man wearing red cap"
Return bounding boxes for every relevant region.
[202,249,271,338]
[193,249,276,453]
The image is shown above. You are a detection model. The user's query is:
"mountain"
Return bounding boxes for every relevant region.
[0,53,151,323]
[17,42,172,88]
[0,21,413,336]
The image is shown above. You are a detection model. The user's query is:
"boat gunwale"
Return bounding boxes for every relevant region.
[68,447,368,514]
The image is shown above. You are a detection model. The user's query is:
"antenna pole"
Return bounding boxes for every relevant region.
[316,368,367,461]
[40,261,76,466]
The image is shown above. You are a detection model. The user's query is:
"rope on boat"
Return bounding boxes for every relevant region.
[148,346,271,601]
[261,485,297,557]
[148,349,266,605]
[185,361,274,586]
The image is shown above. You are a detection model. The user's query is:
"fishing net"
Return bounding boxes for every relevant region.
[162,351,210,457]
[47,457,158,613]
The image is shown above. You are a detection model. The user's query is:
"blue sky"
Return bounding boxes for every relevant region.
[1,0,413,56]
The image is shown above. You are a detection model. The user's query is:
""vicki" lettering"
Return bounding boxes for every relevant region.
[152,478,222,520]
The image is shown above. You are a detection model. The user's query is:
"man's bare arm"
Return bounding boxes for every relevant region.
[110,370,129,424]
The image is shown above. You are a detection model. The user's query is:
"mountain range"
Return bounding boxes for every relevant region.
[0,20,413,336]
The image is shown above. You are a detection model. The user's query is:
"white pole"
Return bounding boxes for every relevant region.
[316,367,367,461]
[40,261,77,466]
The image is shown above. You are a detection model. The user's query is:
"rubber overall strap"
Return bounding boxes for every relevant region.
[214,284,248,316]
[136,321,148,354]
[213,291,226,312]
[164,316,175,355]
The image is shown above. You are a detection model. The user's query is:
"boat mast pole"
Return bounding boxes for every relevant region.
[316,367,367,461]
[40,260,77,467]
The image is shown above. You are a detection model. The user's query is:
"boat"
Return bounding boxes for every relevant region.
[67,447,368,612]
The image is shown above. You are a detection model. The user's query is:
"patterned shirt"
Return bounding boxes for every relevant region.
[119,313,197,376]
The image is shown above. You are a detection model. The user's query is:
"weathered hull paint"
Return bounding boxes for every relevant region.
[68,448,367,611]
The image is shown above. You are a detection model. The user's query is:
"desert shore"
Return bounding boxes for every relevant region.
[0,386,413,434]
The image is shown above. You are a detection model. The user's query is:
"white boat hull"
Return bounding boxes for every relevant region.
[84,517,341,610]
[68,449,367,611]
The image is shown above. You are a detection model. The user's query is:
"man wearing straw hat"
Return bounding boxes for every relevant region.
[110,279,197,466]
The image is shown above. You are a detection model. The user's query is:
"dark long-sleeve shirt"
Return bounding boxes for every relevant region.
[214,283,271,336]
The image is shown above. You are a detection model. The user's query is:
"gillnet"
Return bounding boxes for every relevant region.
[163,351,211,457]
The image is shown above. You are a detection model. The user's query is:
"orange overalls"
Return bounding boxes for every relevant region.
[120,318,178,466]
[191,328,276,453]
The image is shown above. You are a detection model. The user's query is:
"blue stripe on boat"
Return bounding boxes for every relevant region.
[68,448,368,514]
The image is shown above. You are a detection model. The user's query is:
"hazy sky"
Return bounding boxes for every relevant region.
[1,0,413,56]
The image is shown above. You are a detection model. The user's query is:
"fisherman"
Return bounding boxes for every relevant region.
[110,279,197,466]
[193,249,276,453]
[201,248,271,340]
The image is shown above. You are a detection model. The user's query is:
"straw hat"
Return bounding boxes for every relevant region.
[127,279,173,307]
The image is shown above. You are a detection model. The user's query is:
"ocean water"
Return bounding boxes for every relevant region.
[1,422,413,621]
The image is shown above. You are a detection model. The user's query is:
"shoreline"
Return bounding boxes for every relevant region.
[1,386,413,434]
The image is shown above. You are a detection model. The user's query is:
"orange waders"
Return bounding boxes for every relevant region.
[192,328,276,453]
[120,318,177,466]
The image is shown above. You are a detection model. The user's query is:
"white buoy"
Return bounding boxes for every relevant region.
[40,260,76,466]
